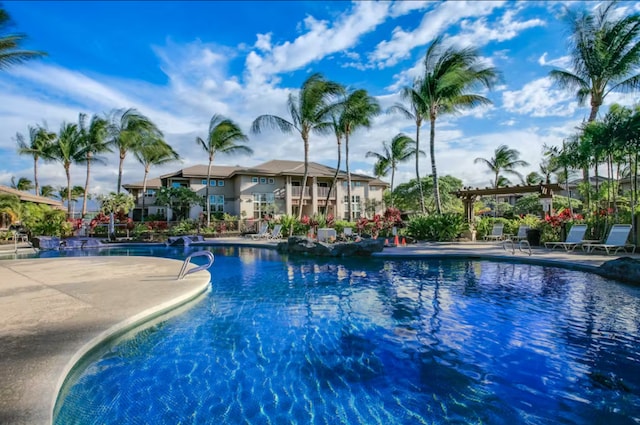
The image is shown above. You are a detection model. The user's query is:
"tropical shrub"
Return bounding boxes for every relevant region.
[169,219,197,236]
[407,213,466,241]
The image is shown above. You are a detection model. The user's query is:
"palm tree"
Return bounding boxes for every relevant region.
[0,7,46,70]
[40,184,55,198]
[474,145,529,189]
[9,176,33,191]
[49,122,85,216]
[251,73,343,219]
[106,108,162,194]
[16,124,56,196]
[365,133,417,208]
[337,89,380,221]
[135,136,180,222]
[420,35,500,214]
[525,172,543,185]
[197,114,252,227]
[549,1,640,123]
[388,82,430,214]
[78,113,110,217]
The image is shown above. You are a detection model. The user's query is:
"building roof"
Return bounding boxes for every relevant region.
[0,185,64,208]
[121,178,162,190]
[136,160,388,186]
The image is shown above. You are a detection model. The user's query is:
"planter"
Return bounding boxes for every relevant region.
[526,228,541,246]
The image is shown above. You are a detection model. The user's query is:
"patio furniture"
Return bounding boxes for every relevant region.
[581,224,635,255]
[268,224,283,240]
[483,223,504,241]
[544,224,588,252]
[249,223,269,240]
[511,225,529,241]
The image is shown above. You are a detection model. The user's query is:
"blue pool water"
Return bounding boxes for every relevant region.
[50,246,640,424]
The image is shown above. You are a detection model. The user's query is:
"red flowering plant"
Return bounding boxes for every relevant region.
[544,208,583,229]
[541,208,584,244]
[382,207,403,236]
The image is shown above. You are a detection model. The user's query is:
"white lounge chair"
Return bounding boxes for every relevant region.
[581,224,635,255]
[343,227,354,240]
[268,224,283,240]
[544,224,588,252]
[483,223,504,241]
[250,223,269,240]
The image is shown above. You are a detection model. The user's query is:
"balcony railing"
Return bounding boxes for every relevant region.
[317,186,335,199]
[291,186,311,197]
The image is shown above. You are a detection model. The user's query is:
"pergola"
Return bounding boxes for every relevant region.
[453,183,564,223]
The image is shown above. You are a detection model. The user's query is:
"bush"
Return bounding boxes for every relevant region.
[407,213,466,241]
[169,219,197,236]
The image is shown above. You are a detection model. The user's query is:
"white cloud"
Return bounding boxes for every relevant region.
[370,1,504,68]
[245,1,390,86]
[538,52,571,68]
[502,77,578,117]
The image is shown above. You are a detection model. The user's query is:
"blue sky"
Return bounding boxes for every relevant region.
[2,0,640,197]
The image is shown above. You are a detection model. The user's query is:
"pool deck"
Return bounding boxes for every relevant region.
[0,238,637,424]
[0,254,211,425]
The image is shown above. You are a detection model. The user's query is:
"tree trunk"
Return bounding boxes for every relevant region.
[430,115,442,214]
[117,152,125,194]
[415,119,425,214]
[65,164,72,217]
[390,161,396,208]
[34,157,39,197]
[82,153,91,217]
[206,157,213,227]
[346,131,352,221]
[141,168,149,223]
[325,138,341,214]
[298,133,309,220]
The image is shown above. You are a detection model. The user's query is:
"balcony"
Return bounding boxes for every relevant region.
[291,186,311,197]
[317,186,336,199]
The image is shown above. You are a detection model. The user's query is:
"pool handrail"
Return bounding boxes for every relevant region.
[177,250,214,280]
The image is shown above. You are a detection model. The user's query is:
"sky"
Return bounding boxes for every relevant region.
[2,0,640,199]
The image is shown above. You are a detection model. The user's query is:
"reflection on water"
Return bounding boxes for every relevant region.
[41,247,640,424]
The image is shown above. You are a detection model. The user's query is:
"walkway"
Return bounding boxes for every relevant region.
[0,256,211,425]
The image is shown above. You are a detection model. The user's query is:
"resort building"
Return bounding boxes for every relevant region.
[0,185,64,228]
[122,160,388,221]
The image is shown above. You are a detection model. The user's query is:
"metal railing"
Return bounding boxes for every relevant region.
[177,250,215,280]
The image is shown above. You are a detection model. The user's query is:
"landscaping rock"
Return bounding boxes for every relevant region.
[599,257,640,286]
[277,236,384,257]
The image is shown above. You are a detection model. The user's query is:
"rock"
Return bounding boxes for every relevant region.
[599,257,640,286]
[276,236,385,257]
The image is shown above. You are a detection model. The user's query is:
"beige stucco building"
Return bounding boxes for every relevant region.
[122,160,388,221]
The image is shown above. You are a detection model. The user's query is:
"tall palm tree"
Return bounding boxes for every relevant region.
[549,1,640,123]
[388,83,430,214]
[78,113,110,217]
[197,114,252,227]
[337,89,381,221]
[0,7,46,70]
[474,145,529,189]
[135,136,180,222]
[16,124,56,196]
[365,133,417,207]
[106,108,162,194]
[420,35,500,214]
[9,176,33,191]
[50,122,85,216]
[251,73,343,219]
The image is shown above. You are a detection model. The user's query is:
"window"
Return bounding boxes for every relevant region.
[145,189,156,197]
[209,195,225,212]
[171,181,186,188]
[201,179,207,185]
[210,180,216,186]
[251,177,259,183]
[343,195,361,219]
[268,178,274,184]
[253,193,275,219]
[260,177,267,184]
[218,180,224,186]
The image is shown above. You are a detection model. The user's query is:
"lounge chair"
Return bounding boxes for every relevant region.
[268,224,283,240]
[483,223,504,241]
[544,224,588,252]
[250,223,269,240]
[582,224,636,255]
[343,227,355,240]
[511,225,529,241]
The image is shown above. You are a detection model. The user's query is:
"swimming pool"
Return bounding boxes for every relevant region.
[52,246,640,424]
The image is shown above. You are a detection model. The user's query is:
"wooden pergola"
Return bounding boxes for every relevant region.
[453,183,564,223]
